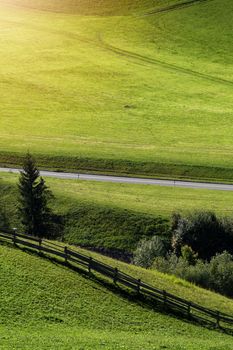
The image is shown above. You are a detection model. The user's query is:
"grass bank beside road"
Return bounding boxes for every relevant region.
[1,172,233,255]
[4,152,233,183]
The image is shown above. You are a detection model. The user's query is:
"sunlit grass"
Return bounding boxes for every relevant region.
[0,243,233,349]
[2,172,233,217]
[0,0,233,180]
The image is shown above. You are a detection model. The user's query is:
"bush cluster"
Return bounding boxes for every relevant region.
[133,211,233,297]
[153,251,233,298]
[133,235,166,268]
[171,211,233,260]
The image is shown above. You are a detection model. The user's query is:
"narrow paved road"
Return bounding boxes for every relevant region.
[1,167,233,192]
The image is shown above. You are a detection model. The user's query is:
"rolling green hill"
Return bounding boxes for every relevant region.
[0,0,233,181]
[0,242,233,349]
[2,0,154,14]
[2,172,233,254]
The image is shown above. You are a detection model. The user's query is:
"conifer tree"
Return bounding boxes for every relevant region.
[18,153,53,237]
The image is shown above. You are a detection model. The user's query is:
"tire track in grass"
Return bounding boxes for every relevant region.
[98,35,233,88]
[98,0,232,87]
[97,0,233,87]
[2,1,232,90]
[142,0,213,17]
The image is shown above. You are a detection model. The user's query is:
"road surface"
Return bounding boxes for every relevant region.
[1,167,233,192]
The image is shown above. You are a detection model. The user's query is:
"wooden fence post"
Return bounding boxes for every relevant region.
[216,311,220,328]
[187,302,191,319]
[12,229,17,246]
[113,268,118,284]
[64,246,68,264]
[137,279,141,295]
[88,257,93,274]
[38,238,42,253]
[163,290,167,308]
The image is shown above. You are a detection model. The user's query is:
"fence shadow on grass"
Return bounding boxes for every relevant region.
[0,231,233,335]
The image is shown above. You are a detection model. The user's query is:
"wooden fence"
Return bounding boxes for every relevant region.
[0,230,233,331]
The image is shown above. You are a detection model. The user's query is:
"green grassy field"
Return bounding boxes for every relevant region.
[2,171,233,253]
[0,0,233,180]
[0,242,233,349]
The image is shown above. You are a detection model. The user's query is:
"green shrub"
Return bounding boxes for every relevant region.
[172,211,233,260]
[181,245,198,266]
[208,252,233,296]
[133,235,166,268]
[153,252,233,298]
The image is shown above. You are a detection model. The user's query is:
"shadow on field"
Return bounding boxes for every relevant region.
[2,239,231,337]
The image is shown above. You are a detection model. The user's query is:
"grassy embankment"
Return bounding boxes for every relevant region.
[0,0,233,181]
[2,172,233,254]
[0,242,233,349]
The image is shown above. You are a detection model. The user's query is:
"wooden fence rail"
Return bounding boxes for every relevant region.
[0,230,233,331]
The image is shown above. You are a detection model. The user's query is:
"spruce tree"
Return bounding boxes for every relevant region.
[18,153,53,237]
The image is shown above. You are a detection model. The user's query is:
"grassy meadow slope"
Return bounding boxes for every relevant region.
[0,0,233,180]
[2,172,233,253]
[2,0,155,14]
[0,242,233,349]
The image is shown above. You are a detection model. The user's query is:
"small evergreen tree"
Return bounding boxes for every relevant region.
[18,153,53,237]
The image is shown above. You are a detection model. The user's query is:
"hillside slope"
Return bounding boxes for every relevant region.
[3,172,233,256]
[0,243,233,349]
[0,0,232,181]
[2,0,155,14]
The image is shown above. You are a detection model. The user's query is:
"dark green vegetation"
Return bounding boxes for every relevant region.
[18,153,55,237]
[133,212,233,297]
[171,211,233,259]
[154,251,233,298]
[0,242,233,349]
[2,171,233,258]
[0,0,233,181]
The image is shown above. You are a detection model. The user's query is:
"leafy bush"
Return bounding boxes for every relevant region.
[207,252,233,296]
[153,251,233,298]
[171,211,233,260]
[181,245,198,266]
[133,235,166,268]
